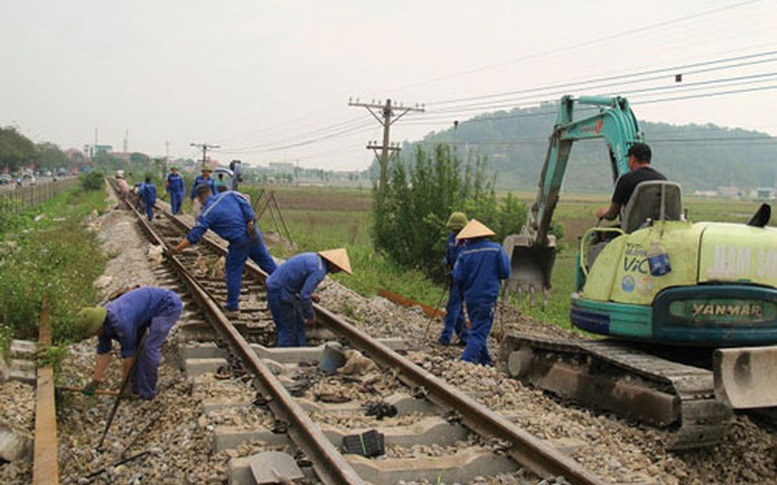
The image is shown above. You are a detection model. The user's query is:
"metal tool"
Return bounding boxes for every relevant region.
[96,331,148,451]
[422,279,450,344]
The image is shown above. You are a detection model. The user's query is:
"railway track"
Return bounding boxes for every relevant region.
[2,181,773,483]
[114,183,605,484]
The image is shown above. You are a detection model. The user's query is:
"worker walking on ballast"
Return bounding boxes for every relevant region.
[453,220,510,366]
[166,166,185,215]
[438,212,469,347]
[77,287,182,400]
[139,176,157,222]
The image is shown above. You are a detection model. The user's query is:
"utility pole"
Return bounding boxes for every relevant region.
[348,98,424,195]
[190,142,220,169]
[164,140,170,175]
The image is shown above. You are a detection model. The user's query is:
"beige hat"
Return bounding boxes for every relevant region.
[455,219,496,241]
[318,248,352,274]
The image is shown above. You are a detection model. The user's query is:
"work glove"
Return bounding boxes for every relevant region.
[82,380,101,396]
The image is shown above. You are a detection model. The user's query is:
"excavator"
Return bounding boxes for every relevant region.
[498,95,777,450]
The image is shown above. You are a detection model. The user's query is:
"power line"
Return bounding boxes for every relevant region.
[379,0,763,94]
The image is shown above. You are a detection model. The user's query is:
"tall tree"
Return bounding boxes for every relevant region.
[0,127,36,172]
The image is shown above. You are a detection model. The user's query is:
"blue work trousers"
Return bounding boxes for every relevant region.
[267,288,307,347]
[225,234,277,311]
[144,202,154,221]
[132,295,182,399]
[460,302,495,366]
[170,191,183,214]
[438,286,468,345]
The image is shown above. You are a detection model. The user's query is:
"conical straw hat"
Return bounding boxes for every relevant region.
[455,219,496,241]
[318,248,352,274]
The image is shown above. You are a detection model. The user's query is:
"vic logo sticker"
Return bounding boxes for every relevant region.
[624,256,649,274]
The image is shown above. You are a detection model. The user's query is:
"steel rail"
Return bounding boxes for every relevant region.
[124,198,364,484]
[314,305,604,485]
[122,181,603,484]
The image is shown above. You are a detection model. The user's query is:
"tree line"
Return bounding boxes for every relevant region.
[398,103,777,193]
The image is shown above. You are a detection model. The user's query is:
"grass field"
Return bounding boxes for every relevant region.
[249,185,773,329]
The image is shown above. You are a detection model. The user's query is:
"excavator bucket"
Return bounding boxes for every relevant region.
[503,233,557,306]
[713,345,777,409]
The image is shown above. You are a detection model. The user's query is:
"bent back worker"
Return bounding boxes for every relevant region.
[266,249,352,347]
[596,142,666,221]
[453,219,511,366]
[78,287,182,400]
[166,166,185,215]
[115,173,130,210]
[438,212,469,347]
[174,184,278,315]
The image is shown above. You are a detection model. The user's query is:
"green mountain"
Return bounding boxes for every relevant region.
[398,104,777,194]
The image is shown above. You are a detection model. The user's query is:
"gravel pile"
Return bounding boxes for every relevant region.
[2,193,775,484]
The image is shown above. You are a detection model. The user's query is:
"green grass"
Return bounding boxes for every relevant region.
[252,186,777,331]
[0,186,107,344]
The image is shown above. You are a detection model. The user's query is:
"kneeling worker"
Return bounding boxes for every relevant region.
[266,249,352,347]
[78,286,183,400]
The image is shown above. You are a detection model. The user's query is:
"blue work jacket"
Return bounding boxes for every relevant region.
[453,238,511,304]
[140,183,157,205]
[166,173,185,194]
[446,232,466,268]
[190,175,216,200]
[97,287,178,357]
[266,253,328,320]
[186,192,257,244]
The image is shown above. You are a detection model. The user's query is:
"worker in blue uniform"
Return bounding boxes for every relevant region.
[174,184,277,314]
[139,176,157,221]
[438,212,469,346]
[452,219,511,366]
[78,287,183,400]
[266,249,352,347]
[165,166,185,214]
[190,166,216,217]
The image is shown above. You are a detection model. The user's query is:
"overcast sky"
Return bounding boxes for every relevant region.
[1,0,775,170]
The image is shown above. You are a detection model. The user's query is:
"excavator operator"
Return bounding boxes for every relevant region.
[596,142,666,221]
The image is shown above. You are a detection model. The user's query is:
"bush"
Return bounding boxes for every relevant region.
[373,143,527,281]
[0,186,106,344]
[80,171,105,191]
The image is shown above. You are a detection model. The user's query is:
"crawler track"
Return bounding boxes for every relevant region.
[116,183,604,484]
[498,333,733,450]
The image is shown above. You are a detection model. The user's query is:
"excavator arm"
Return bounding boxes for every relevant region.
[506,95,643,303]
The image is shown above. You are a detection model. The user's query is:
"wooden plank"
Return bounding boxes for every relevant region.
[33,298,59,485]
[377,288,446,319]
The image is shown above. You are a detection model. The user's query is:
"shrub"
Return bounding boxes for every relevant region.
[372,143,527,281]
[80,171,105,191]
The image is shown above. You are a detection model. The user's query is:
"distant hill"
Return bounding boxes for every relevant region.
[392,103,777,194]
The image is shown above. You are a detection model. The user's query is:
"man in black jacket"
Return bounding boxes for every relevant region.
[596,142,666,221]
